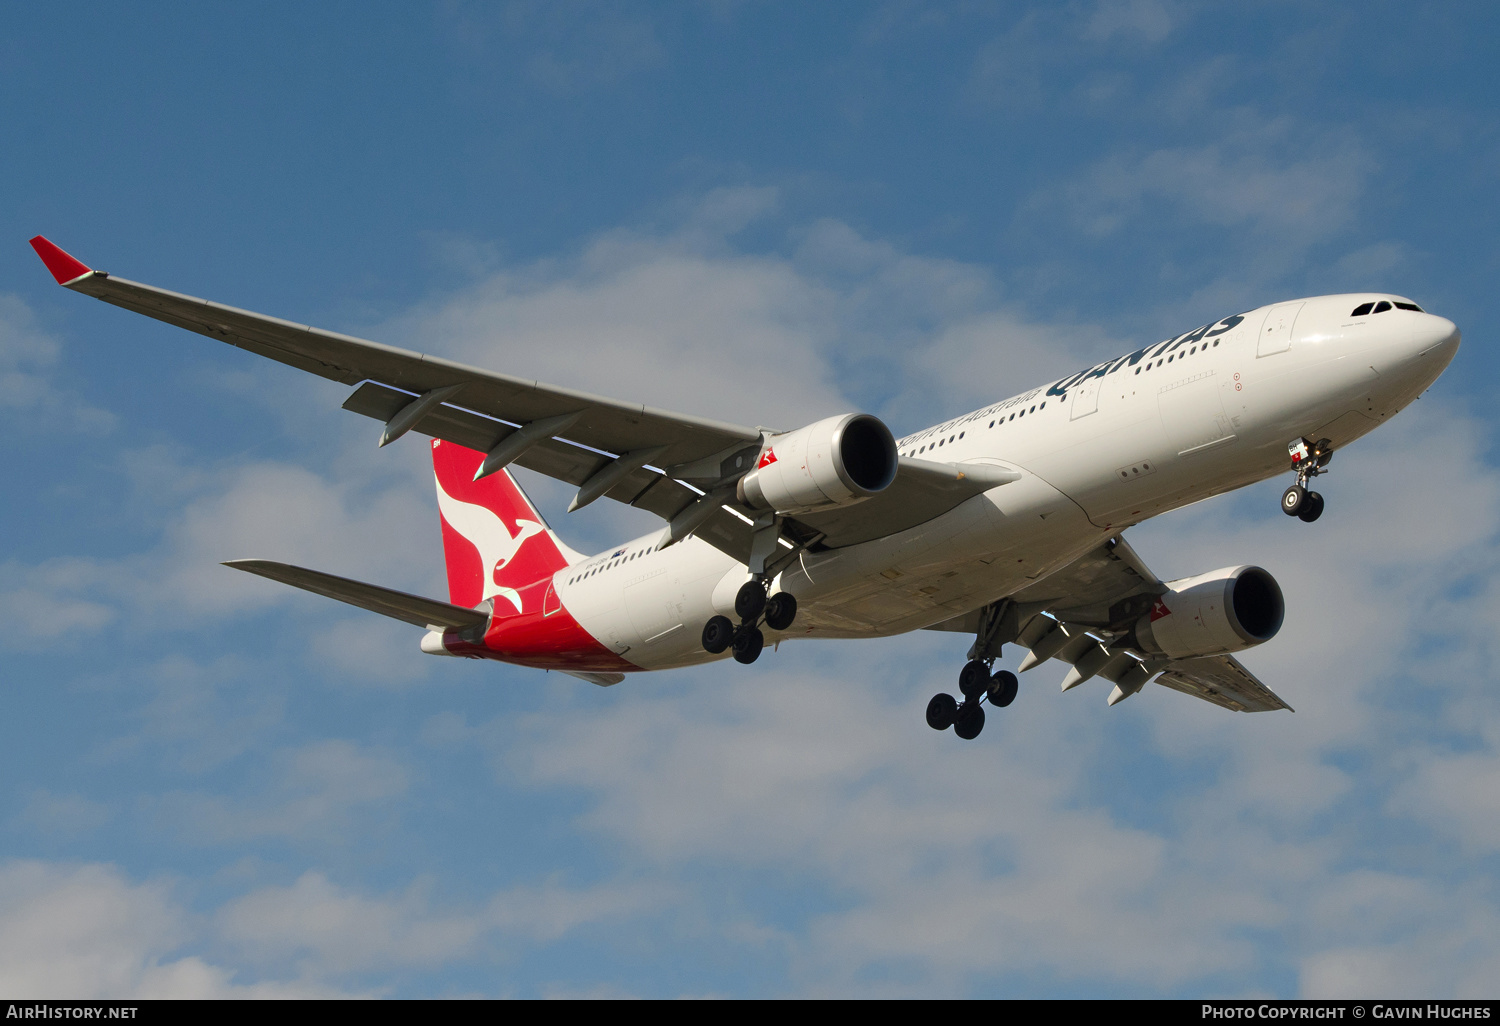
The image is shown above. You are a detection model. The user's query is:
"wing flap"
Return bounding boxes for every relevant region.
[223,559,488,631]
[341,381,756,559]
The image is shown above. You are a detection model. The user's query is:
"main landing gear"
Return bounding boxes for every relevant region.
[927,602,1019,740]
[1282,437,1332,523]
[926,661,1018,740]
[701,578,798,665]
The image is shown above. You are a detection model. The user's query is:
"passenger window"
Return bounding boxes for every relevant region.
[1373,301,1392,313]
[1029,406,1035,413]
[1351,303,1374,316]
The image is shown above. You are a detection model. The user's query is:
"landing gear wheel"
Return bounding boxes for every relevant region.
[702,615,735,654]
[953,702,986,740]
[764,592,798,631]
[926,693,958,731]
[958,659,990,700]
[1298,491,1325,522]
[988,670,1019,708]
[1282,484,1307,516]
[731,625,764,664]
[734,581,767,621]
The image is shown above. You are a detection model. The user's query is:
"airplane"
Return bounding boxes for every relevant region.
[28,236,1461,740]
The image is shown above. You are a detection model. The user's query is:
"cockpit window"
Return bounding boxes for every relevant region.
[1394,301,1424,312]
[1351,302,1374,316]
[1373,301,1392,313]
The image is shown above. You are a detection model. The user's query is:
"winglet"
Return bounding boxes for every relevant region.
[28,236,94,286]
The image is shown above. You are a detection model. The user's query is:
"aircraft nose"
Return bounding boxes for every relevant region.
[1414,314,1460,357]
[1408,314,1460,375]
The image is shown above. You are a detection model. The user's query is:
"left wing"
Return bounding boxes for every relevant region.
[33,237,1010,562]
[929,534,1292,713]
[1154,655,1292,713]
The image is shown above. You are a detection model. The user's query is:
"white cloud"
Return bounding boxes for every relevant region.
[150,739,409,844]
[1083,0,1177,43]
[0,858,668,996]
[0,295,114,431]
[217,870,668,978]
[1061,131,1372,244]
[13,791,112,839]
[0,861,340,998]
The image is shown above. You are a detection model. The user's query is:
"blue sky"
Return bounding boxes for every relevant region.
[2,1,1498,998]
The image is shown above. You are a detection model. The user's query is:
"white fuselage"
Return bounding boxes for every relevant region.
[552,294,1460,671]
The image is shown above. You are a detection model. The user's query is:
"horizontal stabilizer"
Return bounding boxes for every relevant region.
[560,669,626,687]
[223,559,489,631]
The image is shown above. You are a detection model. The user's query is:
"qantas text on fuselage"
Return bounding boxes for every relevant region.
[29,236,1459,739]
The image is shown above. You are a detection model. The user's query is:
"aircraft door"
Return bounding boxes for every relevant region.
[624,574,683,644]
[1159,373,1232,455]
[1256,302,1304,357]
[1070,377,1101,420]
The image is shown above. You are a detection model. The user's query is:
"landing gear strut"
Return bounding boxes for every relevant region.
[702,513,807,666]
[927,604,1021,740]
[1283,437,1331,523]
[703,577,798,665]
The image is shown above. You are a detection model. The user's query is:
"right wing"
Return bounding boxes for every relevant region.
[32,237,1011,562]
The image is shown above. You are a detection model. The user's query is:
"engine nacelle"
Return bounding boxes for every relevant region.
[1134,565,1284,660]
[736,414,898,515]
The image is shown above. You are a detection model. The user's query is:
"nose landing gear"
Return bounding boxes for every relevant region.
[1283,438,1331,523]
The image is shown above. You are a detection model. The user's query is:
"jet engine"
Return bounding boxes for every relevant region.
[1133,565,1284,660]
[736,414,899,515]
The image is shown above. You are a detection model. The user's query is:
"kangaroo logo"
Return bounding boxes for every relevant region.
[434,477,546,615]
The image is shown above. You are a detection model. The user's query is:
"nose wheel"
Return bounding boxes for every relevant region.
[702,578,797,665]
[1283,438,1331,522]
[1281,484,1325,522]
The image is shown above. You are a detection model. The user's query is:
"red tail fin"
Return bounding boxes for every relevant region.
[430,439,577,613]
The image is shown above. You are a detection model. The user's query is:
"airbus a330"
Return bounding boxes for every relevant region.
[29,236,1460,739]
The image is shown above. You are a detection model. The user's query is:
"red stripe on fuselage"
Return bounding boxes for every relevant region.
[441,575,637,673]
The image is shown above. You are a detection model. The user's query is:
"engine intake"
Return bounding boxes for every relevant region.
[1134,565,1284,660]
[737,414,898,515]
